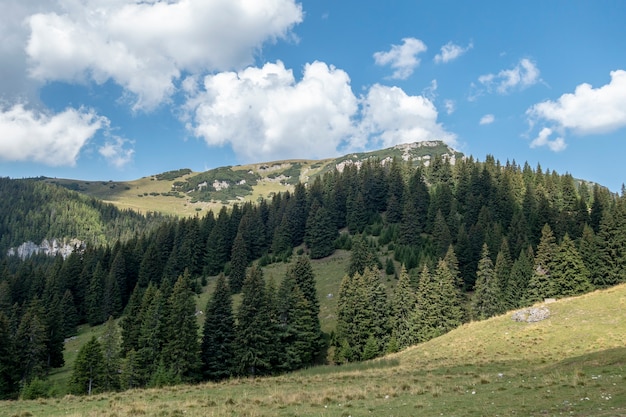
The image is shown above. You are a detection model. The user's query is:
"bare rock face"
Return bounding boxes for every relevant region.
[7,238,85,260]
[511,306,551,323]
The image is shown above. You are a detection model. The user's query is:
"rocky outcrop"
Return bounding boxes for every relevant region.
[511,306,551,323]
[7,238,85,260]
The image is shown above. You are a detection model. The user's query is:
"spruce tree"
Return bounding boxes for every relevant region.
[347,235,378,277]
[390,266,417,349]
[201,274,235,381]
[86,262,106,326]
[494,239,513,310]
[305,202,338,259]
[100,316,121,392]
[229,232,248,293]
[162,272,201,383]
[526,224,557,303]
[288,256,322,356]
[471,244,504,320]
[551,234,593,297]
[0,312,18,399]
[506,246,534,308]
[70,336,104,395]
[235,266,273,376]
[15,301,48,383]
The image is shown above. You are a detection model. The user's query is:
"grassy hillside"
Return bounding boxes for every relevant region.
[5,284,625,417]
[41,141,460,216]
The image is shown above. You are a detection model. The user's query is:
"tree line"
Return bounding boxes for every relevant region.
[1,154,626,398]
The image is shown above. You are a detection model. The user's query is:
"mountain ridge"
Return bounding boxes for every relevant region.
[38,140,462,216]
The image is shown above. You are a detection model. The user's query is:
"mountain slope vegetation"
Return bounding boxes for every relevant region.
[1,140,625,405]
[3,284,625,416]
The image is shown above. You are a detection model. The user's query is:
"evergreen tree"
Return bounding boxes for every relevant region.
[229,232,249,293]
[60,290,79,338]
[526,224,558,303]
[412,261,464,343]
[471,244,504,320]
[201,274,235,381]
[86,262,107,326]
[288,257,323,356]
[551,234,593,297]
[305,202,338,259]
[44,295,65,370]
[390,266,417,349]
[578,225,604,287]
[15,301,48,383]
[70,336,104,395]
[346,190,368,234]
[0,312,18,399]
[119,284,144,356]
[347,235,378,277]
[432,210,452,259]
[162,272,201,383]
[506,246,534,308]
[494,239,513,310]
[136,285,167,385]
[205,207,230,275]
[597,200,626,286]
[235,266,273,376]
[100,316,121,392]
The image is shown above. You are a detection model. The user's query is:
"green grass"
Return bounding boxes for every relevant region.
[5,284,625,416]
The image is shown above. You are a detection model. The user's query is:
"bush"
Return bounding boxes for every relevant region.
[21,378,52,400]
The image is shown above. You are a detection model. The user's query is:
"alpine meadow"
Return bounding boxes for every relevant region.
[1,141,625,416]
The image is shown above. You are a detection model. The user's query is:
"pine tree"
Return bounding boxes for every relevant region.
[201,274,235,381]
[100,317,121,392]
[578,225,604,287]
[70,336,104,395]
[119,284,144,356]
[471,244,504,320]
[494,239,513,310]
[60,290,79,338]
[432,210,452,259]
[235,266,273,376]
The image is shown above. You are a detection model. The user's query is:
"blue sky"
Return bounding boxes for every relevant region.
[1,0,625,191]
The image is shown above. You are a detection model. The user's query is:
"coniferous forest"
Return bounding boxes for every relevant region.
[1,153,626,399]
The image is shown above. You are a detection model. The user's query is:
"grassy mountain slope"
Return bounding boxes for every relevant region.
[42,141,460,216]
[6,284,625,417]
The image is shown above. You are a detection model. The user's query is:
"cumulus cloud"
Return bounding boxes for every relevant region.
[479,114,495,125]
[184,60,456,161]
[434,41,473,64]
[527,70,626,136]
[185,61,358,161]
[25,0,303,110]
[0,104,106,166]
[478,58,540,94]
[373,38,427,80]
[99,136,135,168]
[360,84,457,149]
[530,127,566,152]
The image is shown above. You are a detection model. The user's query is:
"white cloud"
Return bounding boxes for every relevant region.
[478,58,540,94]
[479,114,495,125]
[444,99,456,115]
[0,104,106,166]
[25,0,303,110]
[359,84,457,149]
[99,136,135,168]
[185,60,456,161]
[373,38,427,80]
[185,61,358,162]
[530,127,566,152]
[527,70,626,136]
[434,41,473,64]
